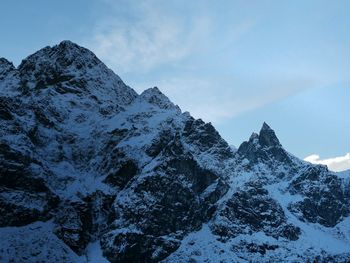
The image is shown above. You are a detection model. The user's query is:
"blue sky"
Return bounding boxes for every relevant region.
[1,0,349,169]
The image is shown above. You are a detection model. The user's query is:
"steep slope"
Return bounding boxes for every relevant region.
[166,124,350,262]
[0,41,349,262]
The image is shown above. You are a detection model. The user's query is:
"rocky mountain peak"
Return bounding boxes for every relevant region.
[16,40,137,105]
[0,58,16,80]
[249,132,259,142]
[140,86,178,110]
[258,122,281,148]
[18,40,100,72]
[0,57,14,69]
[57,40,85,51]
[237,122,292,166]
[238,122,281,152]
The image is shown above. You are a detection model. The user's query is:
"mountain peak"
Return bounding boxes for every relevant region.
[142,86,162,95]
[0,57,14,68]
[18,40,100,73]
[261,122,271,131]
[237,122,288,164]
[140,86,178,110]
[2,41,350,263]
[57,40,80,49]
[16,40,137,105]
[55,40,97,60]
[259,122,281,148]
[249,132,259,141]
[0,58,16,79]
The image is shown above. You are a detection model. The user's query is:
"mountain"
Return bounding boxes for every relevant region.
[0,41,349,263]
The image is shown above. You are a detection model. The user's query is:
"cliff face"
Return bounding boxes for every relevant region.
[0,41,349,263]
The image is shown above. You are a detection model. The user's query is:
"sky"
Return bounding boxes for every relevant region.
[1,0,349,171]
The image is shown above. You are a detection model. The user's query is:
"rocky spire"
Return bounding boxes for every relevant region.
[258,122,281,148]
[237,122,292,165]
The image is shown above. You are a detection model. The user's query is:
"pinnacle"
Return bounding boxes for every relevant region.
[259,122,281,147]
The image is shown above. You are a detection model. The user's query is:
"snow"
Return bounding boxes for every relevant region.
[165,217,350,262]
[336,169,350,179]
[0,223,118,263]
[2,41,350,262]
[86,242,109,263]
[0,221,84,263]
[266,181,350,254]
[166,142,350,262]
[0,190,47,211]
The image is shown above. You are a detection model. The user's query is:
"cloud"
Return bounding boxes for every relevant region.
[131,75,314,123]
[82,0,319,123]
[304,153,350,172]
[85,0,212,73]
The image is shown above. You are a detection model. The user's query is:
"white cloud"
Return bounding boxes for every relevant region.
[85,1,212,73]
[304,153,350,172]
[131,75,314,123]
[82,0,320,123]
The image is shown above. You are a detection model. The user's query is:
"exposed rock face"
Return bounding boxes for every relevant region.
[103,159,139,188]
[183,117,233,160]
[100,131,229,262]
[236,123,294,171]
[101,231,181,263]
[0,143,59,227]
[18,41,137,104]
[211,181,301,241]
[0,58,16,81]
[288,165,349,227]
[54,201,92,254]
[0,41,349,263]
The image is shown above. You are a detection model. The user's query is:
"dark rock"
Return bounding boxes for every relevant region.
[140,87,177,110]
[211,181,301,240]
[101,232,181,263]
[146,129,173,157]
[118,172,204,236]
[231,240,280,258]
[245,242,279,255]
[259,122,281,148]
[53,191,116,255]
[32,106,55,128]
[84,191,116,237]
[104,160,138,188]
[0,143,59,227]
[163,157,218,193]
[103,140,228,261]
[0,97,14,120]
[18,42,95,91]
[0,58,16,81]
[183,117,233,159]
[288,165,348,227]
[54,201,93,254]
[237,123,293,169]
[0,143,48,192]
[0,189,59,227]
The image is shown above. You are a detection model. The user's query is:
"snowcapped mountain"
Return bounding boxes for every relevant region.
[0,41,349,262]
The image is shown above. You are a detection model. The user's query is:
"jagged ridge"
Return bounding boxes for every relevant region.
[0,41,349,263]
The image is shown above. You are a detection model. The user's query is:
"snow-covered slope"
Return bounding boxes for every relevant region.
[166,124,350,262]
[0,41,349,262]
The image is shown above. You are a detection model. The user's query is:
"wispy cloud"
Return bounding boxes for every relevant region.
[132,75,315,123]
[83,0,321,123]
[304,153,350,172]
[85,0,212,73]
